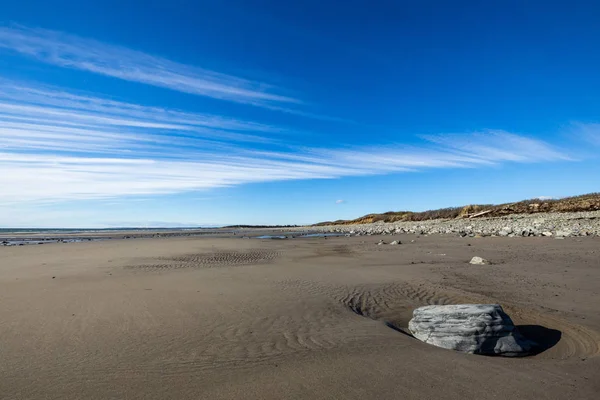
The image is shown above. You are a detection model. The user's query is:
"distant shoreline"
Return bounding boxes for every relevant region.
[0,228,227,246]
[0,227,317,247]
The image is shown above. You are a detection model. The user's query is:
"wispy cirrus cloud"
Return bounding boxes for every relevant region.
[0,81,285,133]
[0,136,562,204]
[0,79,572,205]
[421,131,572,162]
[0,142,569,203]
[0,80,288,157]
[0,25,299,107]
[570,122,600,146]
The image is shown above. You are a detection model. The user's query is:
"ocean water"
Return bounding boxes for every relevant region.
[0,227,206,246]
[0,238,99,246]
[0,228,203,234]
[0,229,348,246]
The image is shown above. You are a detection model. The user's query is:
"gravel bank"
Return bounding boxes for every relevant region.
[299,211,600,238]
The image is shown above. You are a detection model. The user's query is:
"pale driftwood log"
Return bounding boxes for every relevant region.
[468,210,493,218]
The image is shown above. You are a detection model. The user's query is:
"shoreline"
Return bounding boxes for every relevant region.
[3,210,600,247]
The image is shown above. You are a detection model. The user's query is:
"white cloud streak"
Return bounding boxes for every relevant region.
[0,25,299,106]
[0,80,572,205]
[571,122,600,146]
[421,131,571,162]
[0,81,288,159]
[0,80,282,132]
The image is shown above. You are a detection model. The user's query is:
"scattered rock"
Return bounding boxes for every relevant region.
[521,228,533,237]
[389,240,400,245]
[408,304,534,356]
[555,230,572,237]
[469,256,489,265]
[499,227,513,236]
[295,210,600,238]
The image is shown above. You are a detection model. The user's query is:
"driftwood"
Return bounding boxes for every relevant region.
[463,209,492,219]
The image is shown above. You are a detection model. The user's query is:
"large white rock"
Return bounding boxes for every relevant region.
[408,304,534,356]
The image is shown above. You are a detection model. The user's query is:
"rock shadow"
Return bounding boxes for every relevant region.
[517,325,562,355]
[384,321,415,338]
[345,301,414,338]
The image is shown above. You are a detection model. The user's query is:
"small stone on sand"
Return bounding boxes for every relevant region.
[469,256,489,265]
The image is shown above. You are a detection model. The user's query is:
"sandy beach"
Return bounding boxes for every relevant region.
[1,234,599,399]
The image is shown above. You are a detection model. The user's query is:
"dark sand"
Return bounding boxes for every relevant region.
[1,234,598,399]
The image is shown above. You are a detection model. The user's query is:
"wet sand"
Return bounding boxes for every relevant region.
[1,234,598,399]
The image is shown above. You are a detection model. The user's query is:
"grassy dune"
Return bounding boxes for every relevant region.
[315,193,600,226]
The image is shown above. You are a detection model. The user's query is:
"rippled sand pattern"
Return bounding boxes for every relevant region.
[125,249,280,271]
[1,235,599,399]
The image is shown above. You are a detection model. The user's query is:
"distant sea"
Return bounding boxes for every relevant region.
[0,227,209,246]
[0,228,340,246]
[0,227,205,234]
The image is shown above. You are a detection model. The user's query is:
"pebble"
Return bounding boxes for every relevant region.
[469,256,489,265]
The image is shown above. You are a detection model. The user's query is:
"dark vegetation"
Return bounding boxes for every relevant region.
[314,193,600,226]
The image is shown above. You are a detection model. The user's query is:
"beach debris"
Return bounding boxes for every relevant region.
[555,230,572,237]
[469,256,489,265]
[408,304,534,356]
[389,240,401,245]
[466,210,492,219]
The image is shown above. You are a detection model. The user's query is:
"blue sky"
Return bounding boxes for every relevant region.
[1,0,599,227]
